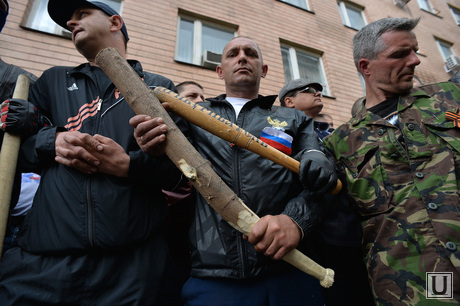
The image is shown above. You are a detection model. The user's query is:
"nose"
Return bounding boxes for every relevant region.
[66,18,77,32]
[237,50,247,63]
[409,50,421,67]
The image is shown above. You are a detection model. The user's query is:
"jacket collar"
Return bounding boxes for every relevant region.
[207,94,278,110]
[69,59,145,78]
[351,87,431,127]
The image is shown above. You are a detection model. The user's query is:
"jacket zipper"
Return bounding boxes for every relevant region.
[87,97,103,247]
[86,180,94,247]
[233,103,249,278]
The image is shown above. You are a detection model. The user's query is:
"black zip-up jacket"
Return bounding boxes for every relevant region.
[187,94,325,279]
[16,60,180,253]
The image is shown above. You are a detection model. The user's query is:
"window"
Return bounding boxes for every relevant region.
[436,39,459,71]
[281,45,330,96]
[176,15,236,68]
[449,5,460,25]
[22,0,122,37]
[416,0,438,14]
[280,0,309,10]
[338,1,366,30]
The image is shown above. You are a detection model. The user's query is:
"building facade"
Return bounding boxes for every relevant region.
[1,0,460,125]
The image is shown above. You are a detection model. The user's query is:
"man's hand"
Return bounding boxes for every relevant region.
[0,98,50,137]
[299,149,337,194]
[245,214,301,260]
[55,131,103,174]
[91,134,130,177]
[129,115,168,156]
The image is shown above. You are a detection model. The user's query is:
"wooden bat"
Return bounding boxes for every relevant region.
[0,74,30,257]
[95,47,334,288]
[153,86,342,195]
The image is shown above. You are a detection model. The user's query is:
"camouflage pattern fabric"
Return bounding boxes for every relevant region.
[324,82,460,305]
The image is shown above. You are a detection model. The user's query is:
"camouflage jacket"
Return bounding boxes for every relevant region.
[324,82,460,305]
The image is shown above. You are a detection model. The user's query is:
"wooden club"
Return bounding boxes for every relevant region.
[0,74,30,258]
[95,47,334,288]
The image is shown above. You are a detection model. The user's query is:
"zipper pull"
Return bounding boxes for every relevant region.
[97,99,103,111]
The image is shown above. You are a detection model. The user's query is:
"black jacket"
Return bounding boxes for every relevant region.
[17,60,180,253]
[0,58,38,207]
[187,94,324,279]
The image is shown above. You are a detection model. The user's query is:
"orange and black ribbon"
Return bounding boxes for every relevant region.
[446,108,460,127]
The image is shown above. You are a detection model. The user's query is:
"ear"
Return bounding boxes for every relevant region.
[284,97,295,108]
[358,58,370,76]
[109,15,124,33]
[216,65,224,79]
[261,64,268,78]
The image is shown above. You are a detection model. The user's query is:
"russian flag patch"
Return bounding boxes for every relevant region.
[260,127,293,155]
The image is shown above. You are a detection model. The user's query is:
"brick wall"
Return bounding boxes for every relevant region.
[1,0,459,125]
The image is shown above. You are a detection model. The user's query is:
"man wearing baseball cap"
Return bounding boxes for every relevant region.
[0,0,182,304]
[278,78,324,119]
[278,78,374,305]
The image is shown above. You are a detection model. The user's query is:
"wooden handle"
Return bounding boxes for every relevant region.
[153,86,342,195]
[95,47,334,288]
[0,74,30,257]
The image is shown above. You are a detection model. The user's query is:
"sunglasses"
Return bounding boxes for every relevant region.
[297,87,322,96]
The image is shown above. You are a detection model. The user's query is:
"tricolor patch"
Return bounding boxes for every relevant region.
[260,127,293,155]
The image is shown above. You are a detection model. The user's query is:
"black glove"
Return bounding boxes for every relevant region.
[0,98,50,137]
[299,149,337,194]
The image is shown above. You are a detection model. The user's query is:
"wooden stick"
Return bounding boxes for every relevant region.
[0,74,30,257]
[95,47,334,288]
[153,86,342,194]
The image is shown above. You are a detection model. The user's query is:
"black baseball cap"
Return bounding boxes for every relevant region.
[48,0,129,42]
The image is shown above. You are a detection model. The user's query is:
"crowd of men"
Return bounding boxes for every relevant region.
[0,0,458,305]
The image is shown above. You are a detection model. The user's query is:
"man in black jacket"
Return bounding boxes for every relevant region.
[0,0,40,254]
[0,1,181,304]
[131,36,337,305]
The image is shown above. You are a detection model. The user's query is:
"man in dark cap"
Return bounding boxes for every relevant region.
[278,78,324,118]
[0,0,182,304]
[279,78,374,306]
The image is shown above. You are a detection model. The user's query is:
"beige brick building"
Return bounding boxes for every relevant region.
[1,0,460,125]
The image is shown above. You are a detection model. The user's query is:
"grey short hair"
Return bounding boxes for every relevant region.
[353,17,420,71]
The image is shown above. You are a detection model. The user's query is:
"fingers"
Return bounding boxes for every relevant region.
[247,215,300,260]
[130,115,169,156]
[55,131,102,174]
[91,134,130,177]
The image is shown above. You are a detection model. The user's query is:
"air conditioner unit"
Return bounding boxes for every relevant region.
[445,55,460,71]
[394,0,410,8]
[201,50,222,69]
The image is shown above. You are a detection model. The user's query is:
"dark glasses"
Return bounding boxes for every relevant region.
[297,87,322,96]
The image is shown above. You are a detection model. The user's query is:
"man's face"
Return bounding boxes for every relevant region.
[285,87,323,118]
[179,84,205,103]
[366,30,421,96]
[217,37,267,89]
[66,7,113,53]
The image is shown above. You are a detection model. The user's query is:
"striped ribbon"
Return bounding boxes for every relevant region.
[445,108,460,127]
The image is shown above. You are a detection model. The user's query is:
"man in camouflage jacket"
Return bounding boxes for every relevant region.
[324,17,460,305]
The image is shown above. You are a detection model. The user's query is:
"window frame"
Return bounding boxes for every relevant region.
[449,5,460,25]
[175,14,237,68]
[337,1,367,31]
[21,0,123,38]
[435,39,458,72]
[279,0,310,11]
[416,0,438,14]
[280,44,331,97]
